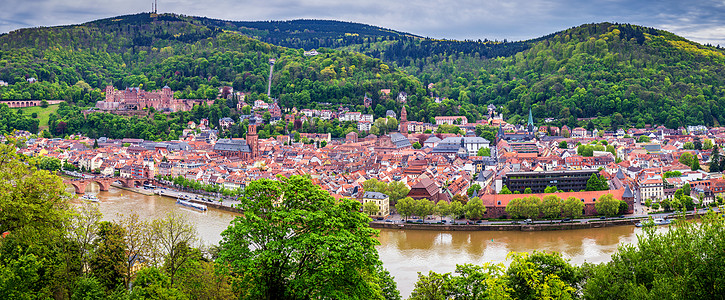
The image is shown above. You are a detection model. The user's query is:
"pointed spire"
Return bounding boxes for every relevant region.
[528,107,533,126]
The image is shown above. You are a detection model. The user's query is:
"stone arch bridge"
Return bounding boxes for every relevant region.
[64,177,155,194]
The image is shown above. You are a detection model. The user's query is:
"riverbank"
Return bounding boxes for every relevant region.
[110,183,155,195]
[153,189,243,214]
[370,212,707,231]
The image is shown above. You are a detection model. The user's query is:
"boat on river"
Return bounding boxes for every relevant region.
[176,198,207,211]
[635,217,670,227]
[80,194,99,202]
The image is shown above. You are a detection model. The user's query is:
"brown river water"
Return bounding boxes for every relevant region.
[78,186,646,297]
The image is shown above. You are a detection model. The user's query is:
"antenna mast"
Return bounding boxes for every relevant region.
[155,0,158,13]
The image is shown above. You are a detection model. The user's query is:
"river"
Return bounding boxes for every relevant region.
[82,186,645,297]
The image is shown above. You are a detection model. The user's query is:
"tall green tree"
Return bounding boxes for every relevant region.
[90,221,127,292]
[562,196,584,218]
[218,175,395,300]
[594,194,620,216]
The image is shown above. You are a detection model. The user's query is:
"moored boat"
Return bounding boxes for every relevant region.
[80,194,99,202]
[636,217,671,227]
[176,198,207,211]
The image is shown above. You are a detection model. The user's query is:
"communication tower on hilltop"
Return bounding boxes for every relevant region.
[267,59,276,97]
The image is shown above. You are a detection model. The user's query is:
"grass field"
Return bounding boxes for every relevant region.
[14,104,60,131]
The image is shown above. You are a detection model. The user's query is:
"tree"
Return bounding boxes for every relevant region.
[524,187,532,194]
[435,201,450,219]
[637,135,651,143]
[151,211,198,288]
[506,251,579,300]
[543,186,558,193]
[586,173,608,191]
[683,183,691,196]
[499,185,512,194]
[558,141,568,149]
[710,145,721,173]
[540,195,563,219]
[412,142,422,149]
[595,194,619,216]
[582,212,725,299]
[703,139,713,150]
[38,156,61,171]
[477,147,491,157]
[90,221,127,292]
[118,214,152,288]
[467,184,482,197]
[506,198,525,219]
[683,141,695,150]
[363,201,380,216]
[218,176,390,299]
[679,152,695,166]
[414,198,436,219]
[396,197,416,220]
[562,196,584,219]
[449,201,465,219]
[464,197,486,220]
[67,202,102,274]
[691,158,700,171]
[409,271,453,300]
[452,194,469,205]
[0,140,76,299]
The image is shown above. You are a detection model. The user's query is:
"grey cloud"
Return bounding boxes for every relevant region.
[1,0,723,46]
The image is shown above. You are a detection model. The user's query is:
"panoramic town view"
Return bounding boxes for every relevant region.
[2,0,725,299]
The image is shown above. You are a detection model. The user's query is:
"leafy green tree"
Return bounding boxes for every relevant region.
[90,221,126,292]
[562,196,584,218]
[582,212,725,299]
[691,157,700,171]
[595,194,620,216]
[363,201,380,216]
[218,176,391,299]
[414,198,436,219]
[540,195,563,219]
[467,184,482,197]
[38,156,62,171]
[476,147,491,157]
[129,267,186,299]
[464,197,486,220]
[412,142,422,149]
[558,141,568,149]
[151,211,198,288]
[71,276,106,300]
[710,145,721,173]
[396,197,416,220]
[679,152,695,166]
[0,140,77,299]
[637,135,651,143]
[409,271,453,300]
[449,201,465,220]
[524,187,532,194]
[506,251,579,300]
[543,186,558,193]
[506,198,525,219]
[499,185,512,194]
[586,173,608,191]
[435,201,450,219]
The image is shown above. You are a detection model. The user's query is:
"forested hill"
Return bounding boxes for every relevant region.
[0,13,422,109]
[421,22,725,129]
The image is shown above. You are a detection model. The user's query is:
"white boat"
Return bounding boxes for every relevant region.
[176,199,207,211]
[80,194,99,202]
[636,217,671,227]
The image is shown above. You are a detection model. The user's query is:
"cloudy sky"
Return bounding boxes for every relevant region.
[2,0,724,46]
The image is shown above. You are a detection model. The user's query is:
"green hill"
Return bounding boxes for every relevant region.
[2,14,724,135]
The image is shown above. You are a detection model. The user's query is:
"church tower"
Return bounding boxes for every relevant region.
[247,124,259,158]
[399,105,408,133]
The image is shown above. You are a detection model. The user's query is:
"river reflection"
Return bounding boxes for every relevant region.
[77,186,648,298]
[376,226,643,297]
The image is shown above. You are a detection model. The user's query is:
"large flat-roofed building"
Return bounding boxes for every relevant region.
[503,169,600,193]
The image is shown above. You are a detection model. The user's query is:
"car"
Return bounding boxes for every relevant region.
[376,217,384,220]
[524,219,532,224]
[384,219,393,223]
[562,218,571,222]
[416,219,424,223]
[441,220,447,223]
[475,220,483,224]
[600,216,606,220]
[618,215,625,218]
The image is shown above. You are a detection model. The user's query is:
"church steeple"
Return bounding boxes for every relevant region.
[400,105,407,122]
[399,105,408,133]
[527,108,534,133]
